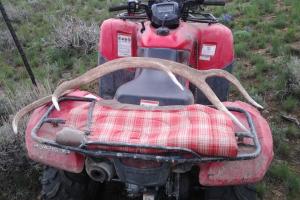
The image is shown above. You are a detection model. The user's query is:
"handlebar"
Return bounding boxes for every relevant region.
[203,0,225,6]
[108,0,225,12]
[108,4,128,12]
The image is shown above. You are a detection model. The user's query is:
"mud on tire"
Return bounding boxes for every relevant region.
[41,167,100,200]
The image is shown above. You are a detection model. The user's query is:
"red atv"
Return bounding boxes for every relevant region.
[14,0,273,200]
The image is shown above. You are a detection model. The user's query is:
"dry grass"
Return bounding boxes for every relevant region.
[0,30,16,52]
[0,82,52,168]
[51,15,98,54]
[3,3,29,22]
[0,121,41,200]
[5,83,52,115]
[0,83,52,200]
[0,3,28,52]
[287,57,300,96]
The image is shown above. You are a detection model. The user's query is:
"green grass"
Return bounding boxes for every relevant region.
[0,0,117,90]
[268,162,300,199]
[282,96,299,112]
[249,54,270,73]
[256,182,267,199]
[273,13,289,29]
[255,0,276,14]
[271,124,290,157]
[284,28,298,43]
[285,125,300,140]
[234,42,248,58]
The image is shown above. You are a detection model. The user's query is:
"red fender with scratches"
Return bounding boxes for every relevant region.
[199,101,273,186]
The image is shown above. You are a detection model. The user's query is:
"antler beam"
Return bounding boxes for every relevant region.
[13,57,263,133]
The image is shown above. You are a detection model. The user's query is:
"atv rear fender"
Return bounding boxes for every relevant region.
[199,101,273,186]
[25,91,273,186]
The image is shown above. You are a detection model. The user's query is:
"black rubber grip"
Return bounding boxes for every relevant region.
[203,0,225,6]
[109,4,128,12]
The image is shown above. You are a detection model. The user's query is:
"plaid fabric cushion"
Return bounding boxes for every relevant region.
[64,94,237,157]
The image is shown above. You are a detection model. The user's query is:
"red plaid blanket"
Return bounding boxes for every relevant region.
[59,92,238,157]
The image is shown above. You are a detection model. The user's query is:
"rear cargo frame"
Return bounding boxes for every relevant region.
[31,96,261,164]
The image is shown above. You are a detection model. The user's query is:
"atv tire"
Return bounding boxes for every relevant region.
[204,185,257,200]
[41,167,100,200]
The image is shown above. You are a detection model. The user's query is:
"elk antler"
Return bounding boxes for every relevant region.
[12,57,262,133]
[51,57,262,132]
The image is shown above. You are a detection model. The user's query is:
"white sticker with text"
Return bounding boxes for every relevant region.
[140,99,159,107]
[201,44,217,56]
[117,34,132,57]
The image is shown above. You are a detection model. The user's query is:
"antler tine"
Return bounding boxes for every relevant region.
[201,70,264,109]
[12,95,52,134]
[198,81,249,132]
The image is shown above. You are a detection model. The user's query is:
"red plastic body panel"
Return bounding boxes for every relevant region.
[25,91,95,173]
[197,23,234,70]
[98,19,234,70]
[199,101,274,186]
[98,19,138,60]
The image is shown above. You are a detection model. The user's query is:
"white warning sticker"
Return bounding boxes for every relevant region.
[117,33,132,57]
[201,44,217,56]
[140,99,159,107]
[143,193,155,200]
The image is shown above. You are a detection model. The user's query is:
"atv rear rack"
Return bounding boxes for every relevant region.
[31,97,261,164]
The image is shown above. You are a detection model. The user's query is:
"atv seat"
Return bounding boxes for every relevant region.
[114,69,194,106]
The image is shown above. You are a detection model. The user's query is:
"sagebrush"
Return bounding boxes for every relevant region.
[51,15,98,54]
